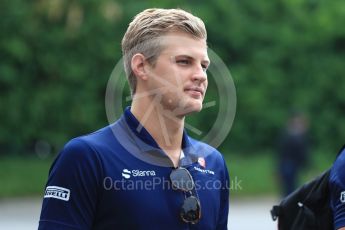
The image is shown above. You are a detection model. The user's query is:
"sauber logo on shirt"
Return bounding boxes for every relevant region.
[122,169,131,179]
[340,191,345,203]
[44,186,70,201]
[197,157,206,168]
[194,166,215,175]
[122,168,156,179]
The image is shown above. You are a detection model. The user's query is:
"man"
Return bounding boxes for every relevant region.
[330,147,345,230]
[39,8,230,230]
[277,112,309,196]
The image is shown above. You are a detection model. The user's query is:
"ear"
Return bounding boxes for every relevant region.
[131,53,148,80]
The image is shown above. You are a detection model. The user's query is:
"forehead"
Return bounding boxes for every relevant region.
[158,32,209,60]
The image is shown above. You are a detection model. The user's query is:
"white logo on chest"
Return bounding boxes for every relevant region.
[122,168,156,179]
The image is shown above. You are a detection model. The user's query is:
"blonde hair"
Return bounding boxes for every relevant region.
[121,8,207,95]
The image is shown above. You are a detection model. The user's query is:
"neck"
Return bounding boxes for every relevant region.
[131,94,184,166]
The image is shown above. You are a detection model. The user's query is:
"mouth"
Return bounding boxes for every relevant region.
[184,87,204,98]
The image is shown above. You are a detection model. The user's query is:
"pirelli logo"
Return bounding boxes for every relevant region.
[44,186,70,201]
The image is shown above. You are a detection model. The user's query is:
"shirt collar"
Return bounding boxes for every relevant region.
[122,107,198,166]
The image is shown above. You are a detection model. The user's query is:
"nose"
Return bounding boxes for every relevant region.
[192,66,207,83]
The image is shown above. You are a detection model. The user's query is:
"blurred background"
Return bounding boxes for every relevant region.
[1,0,345,229]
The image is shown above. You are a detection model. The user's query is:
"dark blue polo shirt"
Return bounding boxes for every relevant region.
[330,148,345,229]
[39,107,230,230]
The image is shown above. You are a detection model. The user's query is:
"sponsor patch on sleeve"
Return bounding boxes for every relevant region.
[44,186,70,201]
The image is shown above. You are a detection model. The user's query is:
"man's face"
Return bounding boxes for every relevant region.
[144,31,209,117]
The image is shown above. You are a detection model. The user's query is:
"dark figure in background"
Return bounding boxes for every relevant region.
[277,112,310,196]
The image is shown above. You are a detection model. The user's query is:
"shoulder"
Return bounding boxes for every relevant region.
[331,148,345,184]
[63,124,120,156]
[51,137,99,174]
[54,125,115,167]
[329,147,345,228]
[77,125,116,148]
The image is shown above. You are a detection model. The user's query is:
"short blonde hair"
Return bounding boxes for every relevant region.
[121,8,207,95]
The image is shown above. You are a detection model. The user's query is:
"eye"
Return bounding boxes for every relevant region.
[201,64,208,72]
[176,59,191,66]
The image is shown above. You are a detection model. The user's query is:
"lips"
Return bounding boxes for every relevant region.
[184,86,204,97]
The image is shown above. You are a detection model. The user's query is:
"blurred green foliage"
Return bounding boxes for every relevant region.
[1,0,345,156]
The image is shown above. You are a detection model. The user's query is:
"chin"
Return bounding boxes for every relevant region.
[181,101,203,116]
[167,98,203,117]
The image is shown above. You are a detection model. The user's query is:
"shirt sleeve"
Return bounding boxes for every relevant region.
[330,152,345,229]
[216,155,230,230]
[38,138,103,230]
